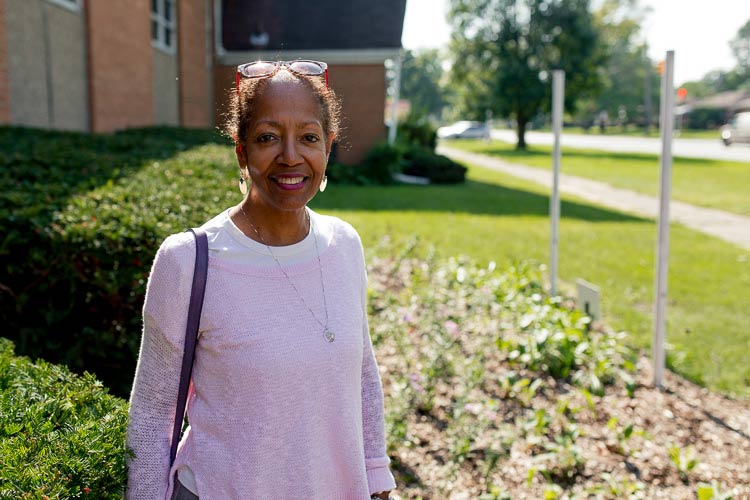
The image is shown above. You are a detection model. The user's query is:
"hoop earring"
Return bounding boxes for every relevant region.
[239,176,250,195]
[319,175,328,193]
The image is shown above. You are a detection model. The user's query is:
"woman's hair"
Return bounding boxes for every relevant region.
[222,69,342,146]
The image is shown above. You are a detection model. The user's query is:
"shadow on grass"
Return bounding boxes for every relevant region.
[311,179,647,223]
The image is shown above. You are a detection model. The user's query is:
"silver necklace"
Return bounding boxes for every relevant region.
[239,205,334,343]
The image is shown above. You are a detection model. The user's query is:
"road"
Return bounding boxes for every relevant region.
[490,129,750,163]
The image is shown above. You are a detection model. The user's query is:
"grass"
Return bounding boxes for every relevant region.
[311,163,750,397]
[524,125,721,140]
[446,139,750,216]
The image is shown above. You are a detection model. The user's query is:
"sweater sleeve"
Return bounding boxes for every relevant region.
[357,242,397,495]
[125,233,195,500]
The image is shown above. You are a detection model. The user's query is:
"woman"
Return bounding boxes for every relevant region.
[126,60,396,500]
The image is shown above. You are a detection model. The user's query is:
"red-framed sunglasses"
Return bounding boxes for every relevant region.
[235,60,329,96]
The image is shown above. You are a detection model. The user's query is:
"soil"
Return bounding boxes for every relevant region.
[380,353,750,499]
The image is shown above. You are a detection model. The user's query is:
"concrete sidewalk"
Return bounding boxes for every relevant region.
[438,146,750,250]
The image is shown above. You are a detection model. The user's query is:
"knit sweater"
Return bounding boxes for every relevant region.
[125,210,396,499]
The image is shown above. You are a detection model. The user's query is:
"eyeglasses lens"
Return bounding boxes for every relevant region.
[240,61,277,78]
[288,61,325,75]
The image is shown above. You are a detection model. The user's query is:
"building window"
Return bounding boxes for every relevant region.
[151,0,177,53]
[45,0,82,12]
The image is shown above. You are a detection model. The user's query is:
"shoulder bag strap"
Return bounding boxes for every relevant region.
[170,227,209,466]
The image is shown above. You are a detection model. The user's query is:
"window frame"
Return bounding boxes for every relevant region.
[151,0,177,54]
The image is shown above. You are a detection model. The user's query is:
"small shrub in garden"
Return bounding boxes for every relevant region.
[324,161,368,185]
[358,142,402,185]
[401,145,468,184]
[0,338,129,497]
[397,114,438,150]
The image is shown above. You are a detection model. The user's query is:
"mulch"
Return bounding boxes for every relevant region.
[384,355,750,499]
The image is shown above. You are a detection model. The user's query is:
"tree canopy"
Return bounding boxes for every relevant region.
[400,49,448,120]
[447,0,604,148]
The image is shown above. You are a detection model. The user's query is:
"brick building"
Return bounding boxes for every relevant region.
[0,0,406,164]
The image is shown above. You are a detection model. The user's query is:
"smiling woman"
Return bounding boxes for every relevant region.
[125,63,396,500]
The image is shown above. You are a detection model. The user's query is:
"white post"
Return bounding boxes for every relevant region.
[388,52,403,145]
[549,70,565,296]
[653,51,675,389]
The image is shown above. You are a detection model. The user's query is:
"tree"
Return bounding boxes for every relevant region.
[584,0,658,131]
[400,49,448,119]
[448,0,604,149]
[729,19,750,85]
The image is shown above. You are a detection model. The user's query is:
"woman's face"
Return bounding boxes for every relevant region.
[237,78,334,215]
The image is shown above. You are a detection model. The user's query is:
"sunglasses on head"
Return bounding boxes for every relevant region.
[235,60,329,96]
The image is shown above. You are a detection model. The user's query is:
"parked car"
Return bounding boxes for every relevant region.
[437,121,491,140]
[720,111,750,146]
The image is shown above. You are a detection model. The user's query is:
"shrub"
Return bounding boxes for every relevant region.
[685,107,727,130]
[0,126,231,396]
[325,161,369,185]
[401,146,468,184]
[397,114,438,150]
[0,338,129,497]
[357,142,402,185]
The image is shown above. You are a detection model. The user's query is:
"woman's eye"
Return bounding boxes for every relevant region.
[303,134,320,143]
[257,134,276,143]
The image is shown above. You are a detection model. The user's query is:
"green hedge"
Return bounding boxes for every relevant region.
[0,126,232,396]
[0,337,129,497]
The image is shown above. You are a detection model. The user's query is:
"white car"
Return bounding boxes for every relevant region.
[437,121,490,140]
[721,111,750,146]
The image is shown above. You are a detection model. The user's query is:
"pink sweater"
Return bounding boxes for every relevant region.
[126,213,395,499]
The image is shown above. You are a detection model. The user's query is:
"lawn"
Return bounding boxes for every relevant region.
[311,163,750,397]
[525,125,722,140]
[446,139,750,216]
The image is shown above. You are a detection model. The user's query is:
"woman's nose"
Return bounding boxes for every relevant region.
[277,137,303,166]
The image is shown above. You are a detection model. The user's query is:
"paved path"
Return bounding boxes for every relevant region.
[439,146,750,250]
[490,129,750,163]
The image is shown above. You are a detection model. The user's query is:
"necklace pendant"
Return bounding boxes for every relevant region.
[324,328,335,343]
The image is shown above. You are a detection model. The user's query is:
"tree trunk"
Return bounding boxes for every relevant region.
[516,117,528,150]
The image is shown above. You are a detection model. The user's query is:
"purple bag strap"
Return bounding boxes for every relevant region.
[170,227,208,466]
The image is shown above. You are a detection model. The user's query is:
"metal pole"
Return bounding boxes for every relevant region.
[653,50,675,389]
[549,70,564,296]
[644,49,652,135]
[388,52,402,145]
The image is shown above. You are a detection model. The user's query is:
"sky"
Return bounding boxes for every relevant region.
[401,0,750,86]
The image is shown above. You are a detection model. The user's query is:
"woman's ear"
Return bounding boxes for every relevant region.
[325,132,335,160]
[235,143,247,170]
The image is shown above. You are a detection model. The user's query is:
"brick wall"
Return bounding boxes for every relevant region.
[0,0,10,123]
[328,64,386,165]
[86,0,153,132]
[178,0,212,127]
[213,63,386,165]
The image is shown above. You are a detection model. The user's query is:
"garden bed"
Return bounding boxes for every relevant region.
[366,249,750,499]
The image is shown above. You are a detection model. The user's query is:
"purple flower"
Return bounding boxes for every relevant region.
[464,402,482,415]
[409,373,426,394]
[399,307,415,325]
[444,320,459,338]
